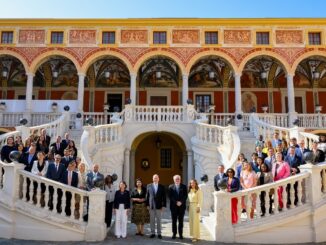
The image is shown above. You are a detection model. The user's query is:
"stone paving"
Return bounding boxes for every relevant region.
[0,207,215,245]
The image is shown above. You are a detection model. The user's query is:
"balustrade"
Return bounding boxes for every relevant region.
[133,106,185,123]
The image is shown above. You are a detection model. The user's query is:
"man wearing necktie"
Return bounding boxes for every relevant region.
[146,174,166,239]
[61,161,78,216]
[168,175,187,239]
[214,164,227,191]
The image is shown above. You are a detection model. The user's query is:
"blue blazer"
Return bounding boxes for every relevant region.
[284,154,301,174]
[61,170,78,188]
[227,177,240,193]
[46,163,66,182]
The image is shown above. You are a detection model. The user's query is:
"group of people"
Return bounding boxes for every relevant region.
[214,133,326,224]
[104,174,202,242]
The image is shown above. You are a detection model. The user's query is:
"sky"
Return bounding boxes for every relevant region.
[0,0,326,18]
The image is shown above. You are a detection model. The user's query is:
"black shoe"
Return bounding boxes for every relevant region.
[172,235,176,239]
[158,235,162,239]
[150,234,155,238]
[179,235,184,239]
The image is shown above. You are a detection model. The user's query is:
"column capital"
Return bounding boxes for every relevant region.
[234,73,242,79]
[25,72,35,77]
[182,73,189,78]
[286,73,295,78]
[78,72,86,77]
[130,72,137,79]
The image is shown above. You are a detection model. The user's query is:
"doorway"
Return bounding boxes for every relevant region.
[107,93,123,112]
[150,96,167,105]
[132,132,186,187]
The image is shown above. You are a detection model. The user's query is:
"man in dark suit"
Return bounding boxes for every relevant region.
[298,139,310,164]
[168,175,187,239]
[61,149,73,169]
[46,154,66,212]
[214,164,227,191]
[311,141,325,163]
[50,136,64,156]
[20,143,38,172]
[61,132,70,151]
[284,146,301,206]
[41,128,51,147]
[146,174,166,239]
[61,161,78,216]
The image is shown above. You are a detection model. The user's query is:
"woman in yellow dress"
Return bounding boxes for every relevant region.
[188,179,203,242]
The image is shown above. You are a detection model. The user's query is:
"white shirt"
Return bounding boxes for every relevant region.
[105,184,116,202]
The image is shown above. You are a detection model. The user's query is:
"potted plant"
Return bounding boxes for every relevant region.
[0,101,6,111]
[315,104,323,113]
[261,105,269,113]
[51,102,58,111]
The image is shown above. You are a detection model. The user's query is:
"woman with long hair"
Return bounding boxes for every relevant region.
[226,168,240,224]
[31,151,48,206]
[1,136,17,163]
[114,181,130,238]
[131,178,149,236]
[188,178,203,242]
[104,175,115,228]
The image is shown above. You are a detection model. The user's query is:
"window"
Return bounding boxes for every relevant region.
[160,148,172,168]
[309,32,321,45]
[1,31,13,44]
[102,31,115,44]
[195,94,211,112]
[51,32,64,44]
[256,32,269,45]
[205,32,218,44]
[153,31,166,44]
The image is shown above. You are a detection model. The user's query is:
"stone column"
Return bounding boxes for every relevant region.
[187,150,193,180]
[124,149,130,187]
[130,73,137,105]
[182,73,189,105]
[130,150,136,188]
[77,73,85,112]
[25,73,34,111]
[287,73,297,126]
[182,151,187,184]
[234,73,243,128]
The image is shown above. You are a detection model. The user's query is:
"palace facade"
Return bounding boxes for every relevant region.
[0,18,326,116]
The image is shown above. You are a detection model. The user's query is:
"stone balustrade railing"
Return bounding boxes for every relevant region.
[80,113,123,168]
[297,113,326,128]
[256,113,289,128]
[0,160,106,241]
[0,112,24,127]
[0,112,61,127]
[123,105,196,123]
[30,112,61,126]
[213,162,326,243]
[250,113,319,148]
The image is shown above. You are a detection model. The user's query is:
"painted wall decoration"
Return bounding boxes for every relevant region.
[275,30,303,45]
[88,58,130,88]
[172,30,200,44]
[18,30,45,44]
[224,30,251,44]
[120,30,148,44]
[139,57,179,88]
[242,92,257,113]
[0,56,27,87]
[34,57,78,88]
[189,57,232,88]
[69,30,97,44]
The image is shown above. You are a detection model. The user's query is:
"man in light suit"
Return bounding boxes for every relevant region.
[61,161,79,216]
[214,164,227,191]
[168,175,187,239]
[146,174,166,239]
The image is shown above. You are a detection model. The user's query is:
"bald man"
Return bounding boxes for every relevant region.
[86,164,104,191]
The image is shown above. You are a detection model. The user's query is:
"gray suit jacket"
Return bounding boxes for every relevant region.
[86,171,104,191]
[146,183,166,209]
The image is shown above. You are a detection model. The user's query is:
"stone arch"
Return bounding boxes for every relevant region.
[133,50,186,75]
[30,50,81,74]
[238,50,291,75]
[0,50,30,73]
[185,50,238,74]
[290,50,326,75]
[81,50,133,75]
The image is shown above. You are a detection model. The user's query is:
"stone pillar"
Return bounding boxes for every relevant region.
[182,151,187,184]
[213,191,234,242]
[182,74,189,105]
[124,149,130,187]
[25,73,34,122]
[130,150,135,188]
[85,189,107,241]
[234,73,243,128]
[77,73,85,112]
[130,73,137,105]
[187,150,193,180]
[287,73,297,126]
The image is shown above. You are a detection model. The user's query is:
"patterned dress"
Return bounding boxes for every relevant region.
[131,187,150,224]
